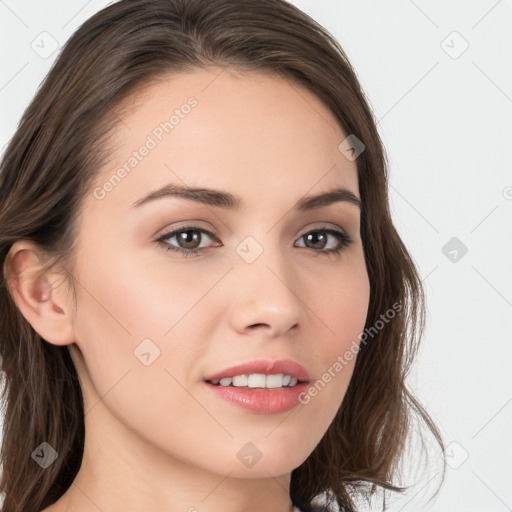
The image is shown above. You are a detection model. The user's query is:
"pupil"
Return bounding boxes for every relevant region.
[179,230,200,249]
[307,232,326,249]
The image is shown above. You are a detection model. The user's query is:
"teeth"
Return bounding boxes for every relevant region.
[247,374,266,388]
[212,373,300,388]
[232,375,248,386]
[265,374,285,388]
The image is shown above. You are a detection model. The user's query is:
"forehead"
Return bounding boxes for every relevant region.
[90,67,359,213]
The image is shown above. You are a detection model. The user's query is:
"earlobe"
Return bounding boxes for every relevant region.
[3,240,75,346]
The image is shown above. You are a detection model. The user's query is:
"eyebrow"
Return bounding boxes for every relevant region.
[131,184,361,211]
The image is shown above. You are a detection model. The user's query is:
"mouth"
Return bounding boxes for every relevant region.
[203,358,310,388]
[205,373,307,389]
[202,359,310,413]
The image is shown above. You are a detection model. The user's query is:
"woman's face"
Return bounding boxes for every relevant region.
[68,67,370,477]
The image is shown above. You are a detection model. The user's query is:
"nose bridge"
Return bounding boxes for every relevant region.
[229,233,303,334]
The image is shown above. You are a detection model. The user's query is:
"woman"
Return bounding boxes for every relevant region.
[0,1,445,511]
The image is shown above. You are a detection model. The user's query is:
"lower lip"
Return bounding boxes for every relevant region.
[204,381,309,414]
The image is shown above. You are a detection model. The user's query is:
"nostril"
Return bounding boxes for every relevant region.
[249,323,267,329]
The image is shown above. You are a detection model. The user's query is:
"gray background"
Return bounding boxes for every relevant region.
[1,1,511,511]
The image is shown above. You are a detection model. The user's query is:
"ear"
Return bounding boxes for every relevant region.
[3,240,75,345]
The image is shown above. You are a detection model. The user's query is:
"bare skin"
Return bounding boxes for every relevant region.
[7,67,370,512]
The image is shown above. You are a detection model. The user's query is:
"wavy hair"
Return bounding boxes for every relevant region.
[0,1,445,511]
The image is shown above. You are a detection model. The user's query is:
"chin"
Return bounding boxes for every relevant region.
[218,436,314,479]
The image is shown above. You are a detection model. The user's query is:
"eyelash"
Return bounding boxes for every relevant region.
[155,225,353,258]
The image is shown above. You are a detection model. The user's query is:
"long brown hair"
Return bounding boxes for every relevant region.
[0,1,446,511]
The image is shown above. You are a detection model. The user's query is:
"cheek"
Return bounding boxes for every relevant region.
[70,247,201,396]
[297,254,370,418]
[312,254,370,360]
[70,253,221,459]
[73,242,219,344]
[70,240,230,411]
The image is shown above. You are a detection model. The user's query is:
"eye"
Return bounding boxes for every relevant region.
[155,225,353,257]
[294,228,353,256]
[155,226,220,257]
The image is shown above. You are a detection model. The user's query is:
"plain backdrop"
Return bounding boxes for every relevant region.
[1,1,511,511]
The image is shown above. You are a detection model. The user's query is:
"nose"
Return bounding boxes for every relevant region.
[229,253,303,337]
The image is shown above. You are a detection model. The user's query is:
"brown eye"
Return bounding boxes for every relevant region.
[295,228,353,255]
[156,226,219,256]
[155,225,352,258]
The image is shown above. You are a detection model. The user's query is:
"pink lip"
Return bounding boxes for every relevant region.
[203,359,310,382]
[205,382,309,414]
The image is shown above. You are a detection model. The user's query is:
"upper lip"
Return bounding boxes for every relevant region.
[204,359,310,382]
